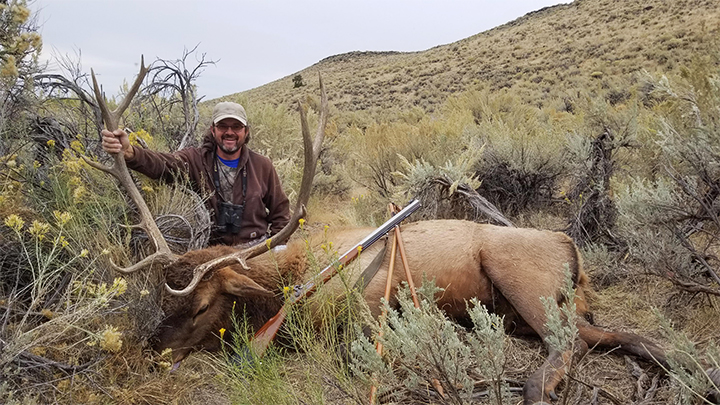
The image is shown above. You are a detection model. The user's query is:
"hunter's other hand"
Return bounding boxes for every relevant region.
[101,129,134,159]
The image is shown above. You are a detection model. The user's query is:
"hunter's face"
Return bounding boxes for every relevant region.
[212,118,247,157]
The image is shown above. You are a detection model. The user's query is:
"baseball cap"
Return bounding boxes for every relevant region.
[212,102,248,126]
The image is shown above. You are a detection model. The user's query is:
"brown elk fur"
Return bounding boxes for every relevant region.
[154,219,667,404]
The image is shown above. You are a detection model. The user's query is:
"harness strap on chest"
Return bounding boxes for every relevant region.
[213,154,247,204]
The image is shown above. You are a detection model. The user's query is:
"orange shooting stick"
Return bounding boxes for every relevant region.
[396,221,446,398]
[369,205,400,405]
[370,204,443,403]
[393,212,420,308]
[251,199,421,357]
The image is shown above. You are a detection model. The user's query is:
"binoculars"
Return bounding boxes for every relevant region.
[217,201,245,234]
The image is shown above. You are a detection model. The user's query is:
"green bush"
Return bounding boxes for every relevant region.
[350,280,514,404]
[616,59,720,295]
[563,94,638,247]
[457,90,568,216]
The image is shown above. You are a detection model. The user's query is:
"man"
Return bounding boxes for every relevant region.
[101,101,290,247]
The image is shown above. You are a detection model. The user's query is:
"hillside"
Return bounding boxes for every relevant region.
[224,0,720,115]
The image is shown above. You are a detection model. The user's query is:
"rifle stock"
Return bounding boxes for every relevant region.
[250,199,421,356]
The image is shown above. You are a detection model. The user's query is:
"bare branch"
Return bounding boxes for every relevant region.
[144,46,216,150]
[34,71,103,135]
[430,176,514,227]
[662,267,720,296]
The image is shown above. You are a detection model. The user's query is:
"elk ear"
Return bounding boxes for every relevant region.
[217,267,274,298]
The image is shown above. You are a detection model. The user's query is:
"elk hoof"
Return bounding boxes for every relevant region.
[549,390,558,401]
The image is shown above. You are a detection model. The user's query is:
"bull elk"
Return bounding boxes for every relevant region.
[87,60,718,405]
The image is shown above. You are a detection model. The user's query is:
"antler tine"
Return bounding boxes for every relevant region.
[90,70,115,131]
[91,55,149,131]
[314,74,328,154]
[109,253,175,274]
[166,75,328,296]
[85,56,178,273]
[114,55,148,121]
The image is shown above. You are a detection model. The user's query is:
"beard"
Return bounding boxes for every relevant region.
[218,133,241,154]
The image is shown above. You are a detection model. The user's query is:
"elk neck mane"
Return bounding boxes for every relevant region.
[164,238,312,295]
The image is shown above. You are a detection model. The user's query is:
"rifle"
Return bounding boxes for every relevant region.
[250,199,422,356]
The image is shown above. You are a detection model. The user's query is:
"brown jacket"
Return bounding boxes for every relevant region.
[126,132,290,246]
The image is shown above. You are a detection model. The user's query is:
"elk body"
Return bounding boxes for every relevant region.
[155,219,669,404]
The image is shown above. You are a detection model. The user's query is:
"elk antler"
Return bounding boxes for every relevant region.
[82,56,179,273]
[166,75,328,296]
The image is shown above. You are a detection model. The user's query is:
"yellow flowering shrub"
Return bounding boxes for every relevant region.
[109,277,128,296]
[60,149,86,173]
[69,140,84,154]
[28,220,50,240]
[72,185,87,202]
[73,277,128,299]
[4,214,24,231]
[129,129,153,146]
[99,325,123,353]
[0,1,41,82]
[0,54,19,78]
[52,210,72,226]
[10,3,30,24]
[55,235,69,248]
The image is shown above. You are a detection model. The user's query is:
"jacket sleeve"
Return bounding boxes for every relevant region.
[264,165,291,236]
[126,146,192,183]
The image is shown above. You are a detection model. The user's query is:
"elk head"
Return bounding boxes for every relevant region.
[85,59,328,365]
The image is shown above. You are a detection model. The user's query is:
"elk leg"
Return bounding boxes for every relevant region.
[523,337,588,405]
[577,322,668,367]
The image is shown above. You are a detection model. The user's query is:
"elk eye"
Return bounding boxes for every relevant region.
[194,303,209,318]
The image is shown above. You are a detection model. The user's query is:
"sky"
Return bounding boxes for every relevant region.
[31,0,566,100]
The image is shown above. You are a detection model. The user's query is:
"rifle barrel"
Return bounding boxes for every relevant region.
[251,199,421,355]
[291,199,421,303]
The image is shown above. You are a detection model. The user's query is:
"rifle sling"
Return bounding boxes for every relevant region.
[353,236,389,291]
